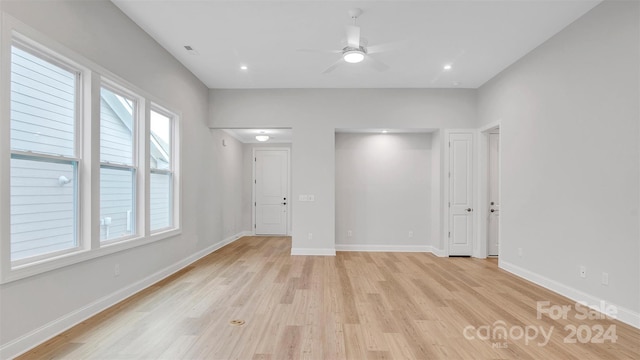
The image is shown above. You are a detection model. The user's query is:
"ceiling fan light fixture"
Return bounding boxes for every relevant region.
[343,50,365,63]
[255,135,270,142]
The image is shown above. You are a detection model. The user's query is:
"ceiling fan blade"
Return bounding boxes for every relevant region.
[367,40,408,54]
[366,55,389,72]
[345,25,360,48]
[321,58,345,74]
[296,48,342,54]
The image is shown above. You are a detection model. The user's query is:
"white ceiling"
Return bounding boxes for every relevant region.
[112,0,600,89]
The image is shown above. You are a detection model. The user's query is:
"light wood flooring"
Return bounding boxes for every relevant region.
[19,236,640,359]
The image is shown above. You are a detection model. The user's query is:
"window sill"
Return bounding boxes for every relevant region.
[1,228,181,284]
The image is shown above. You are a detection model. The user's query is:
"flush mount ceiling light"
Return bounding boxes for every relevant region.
[240,65,248,70]
[255,134,269,142]
[443,64,453,70]
[343,49,365,63]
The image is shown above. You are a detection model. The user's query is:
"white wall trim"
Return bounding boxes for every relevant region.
[0,232,247,360]
[430,247,448,257]
[336,244,431,252]
[334,244,448,257]
[290,247,336,256]
[500,260,640,329]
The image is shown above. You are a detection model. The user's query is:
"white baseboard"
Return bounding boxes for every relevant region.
[335,244,431,252]
[290,247,336,256]
[431,247,447,257]
[500,260,640,329]
[0,232,246,360]
[335,244,448,257]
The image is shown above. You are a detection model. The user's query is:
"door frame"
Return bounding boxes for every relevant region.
[476,121,501,258]
[443,129,477,257]
[252,147,291,235]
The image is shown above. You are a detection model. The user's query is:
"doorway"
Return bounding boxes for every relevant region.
[487,130,500,256]
[253,148,290,235]
[477,123,501,258]
[448,132,474,256]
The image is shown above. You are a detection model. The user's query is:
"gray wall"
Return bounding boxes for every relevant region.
[0,0,222,353]
[478,1,639,314]
[209,89,477,253]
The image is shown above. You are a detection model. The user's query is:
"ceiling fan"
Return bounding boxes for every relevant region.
[298,8,395,74]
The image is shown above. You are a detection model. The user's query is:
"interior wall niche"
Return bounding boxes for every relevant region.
[335,132,433,249]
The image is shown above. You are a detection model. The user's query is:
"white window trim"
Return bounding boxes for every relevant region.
[149,104,180,234]
[99,81,142,245]
[0,14,182,284]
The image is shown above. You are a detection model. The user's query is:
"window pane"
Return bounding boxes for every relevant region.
[10,45,76,157]
[100,87,134,165]
[150,172,172,231]
[10,157,77,261]
[100,167,135,241]
[150,110,171,170]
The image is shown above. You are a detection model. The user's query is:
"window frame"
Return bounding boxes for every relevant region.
[98,81,142,245]
[149,105,180,234]
[8,37,85,268]
[0,17,182,284]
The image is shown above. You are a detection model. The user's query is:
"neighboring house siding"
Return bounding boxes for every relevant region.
[10,158,76,260]
[10,46,76,261]
[150,173,171,230]
[100,97,133,164]
[10,46,75,157]
[100,97,134,240]
[100,167,133,240]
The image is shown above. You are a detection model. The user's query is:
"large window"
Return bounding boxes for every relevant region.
[100,86,137,242]
[149,108,174,232]
[9,43,80,263]
[2,28,181,281]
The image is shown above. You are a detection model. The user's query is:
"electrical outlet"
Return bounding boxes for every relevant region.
[308,195,315,201]
[308,233,313,240]
[114,263,120,277]
[408,231,413,238]
[602,272,609,285]
[347,230,352,237]
[579,266,587,278]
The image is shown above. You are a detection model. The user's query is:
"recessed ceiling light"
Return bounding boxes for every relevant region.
[255,135,269,142]
[443,64,452,70]
[382,130,388,134]
[240,65,248,70]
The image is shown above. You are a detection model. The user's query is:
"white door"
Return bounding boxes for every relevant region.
[254,149,289,235]
[488,132,500,256]
[449,133,474,256]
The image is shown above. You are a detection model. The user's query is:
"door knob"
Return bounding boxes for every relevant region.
[490,209,496,213]
[282,202,287,205]
[466,208,472,212]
